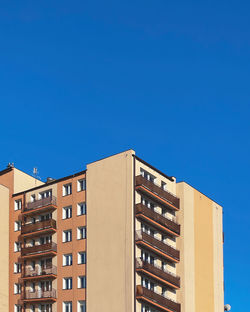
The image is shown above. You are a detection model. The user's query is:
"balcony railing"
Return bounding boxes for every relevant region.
[135,176,180,210]
[135,230,180,262]
[21,242,57,257]
[24,196,57,212]
[136,258,180,289]
[136,285,180,312]
[22,288,56,300]
[21,219,57,235]
[135,203,180,236]
[22,265,57,278]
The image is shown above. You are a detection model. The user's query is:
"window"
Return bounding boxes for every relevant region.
[63,277,73,290]
[15,305,22,312]
[77,179,86,192]
[77,227,86,240]
[63,206,72,219]
[14,200,22,211]
[30,282,35,292]
[77,202,86,216]
[14,283,21,294]
[78,252,86,264]
[31,261,36,271]
[78,301,86,312]
[30,194,36,202]
[63,301,72,312]
[39,190,52,199]
[30,305,35,312]
[63,184,72,196]
[161,181,167,190]
[141,196,155,210]
[78,276,86,289]
[63,254,73,266]
[140,168,155,182]
[14,242,21,252]
[14,221,21,231]
[63,230,72,243]
[14,263,21,273]
[40,304,52,312]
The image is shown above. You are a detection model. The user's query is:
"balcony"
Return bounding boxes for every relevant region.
[136,258,180,289]
[136,285,180,312]
[21,242,57,259]
[21,219,57,237]
[22,196,57,217]
[21,265,57,281]
[21,289,57,302]
[135,203,180,236]
[135,176,180,210]
[135,230,179,262]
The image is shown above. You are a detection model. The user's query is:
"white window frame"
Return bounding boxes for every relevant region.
[63,301,72,312]
[77,226,86,240]
[77,179,86,192]
[14,283,21,294]
[62,206,72,219]
[77,202,86,216]
[14,200,22,211]
[63,277,73,290]
[78,252,86,264]
[15,304,22,312]
[77,276,86,289]
[78,300,86,312]
[63,183,72,196]
[14,221,21,232]
[63,230,72,243]
[14,241,21,252]
[14,262,21,273]
[63,254,73,266]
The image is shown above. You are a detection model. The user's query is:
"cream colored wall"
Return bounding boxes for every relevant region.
[0,185,9,311]
[13,168,44,193]
[86,150,135,312]
[176,182,224,312]
[176,182,195,312]
[213,202,224,312]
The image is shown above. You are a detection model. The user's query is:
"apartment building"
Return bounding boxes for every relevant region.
[0,150,224,312]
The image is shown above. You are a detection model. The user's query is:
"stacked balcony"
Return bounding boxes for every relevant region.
[21,265,57,282]
[21,219,57,238]
[21,242,57,259]
[21,289,57,303]
[135,175,180,211]
[136,258,180,289]
[135,230,179,263]
[136,285,180,312]
[135,203,180,237]
[21,196,57,218]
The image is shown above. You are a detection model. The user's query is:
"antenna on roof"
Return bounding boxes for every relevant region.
[33,167,41,185]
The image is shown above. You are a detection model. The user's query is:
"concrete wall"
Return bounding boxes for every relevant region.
[13,168,44,193]
[86,150,135,312]
[176,182,224,312]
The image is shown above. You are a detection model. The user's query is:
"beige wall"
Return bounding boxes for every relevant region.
[0,185,10,311]
[86,150,135,312]
[176,182,224,312]
[13,168,44,193]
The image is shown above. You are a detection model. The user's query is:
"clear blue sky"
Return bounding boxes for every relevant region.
[0,1,249,309]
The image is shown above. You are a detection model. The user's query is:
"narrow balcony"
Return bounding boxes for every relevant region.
[22,196,57,217]
[136,258,180,289]
[135,203,180,236]
[21,242,57,259]
[136,285,180,312]
[21,265,57,281]
[135,176,180,211]
[21,219,57,238]
[135,230,180,262]
[21,289,57,303]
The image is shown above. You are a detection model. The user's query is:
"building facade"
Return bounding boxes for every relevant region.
[0,150,224,312]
